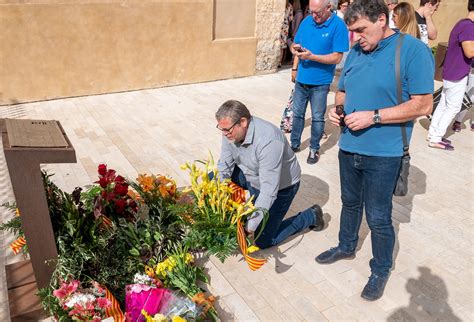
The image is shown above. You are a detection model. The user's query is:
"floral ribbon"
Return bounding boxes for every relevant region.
[229,183,266,271]
[9,208,27,255]
[104,286,124,321]
[10,236,26,255]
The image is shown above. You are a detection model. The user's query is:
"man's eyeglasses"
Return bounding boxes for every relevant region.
[216,120,240,134]
[310,5,329,17]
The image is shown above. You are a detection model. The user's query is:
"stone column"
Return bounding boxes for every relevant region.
[255,0,286,73]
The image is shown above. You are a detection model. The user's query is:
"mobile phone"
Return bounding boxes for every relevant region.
[335,105,346,127]
[295,46,305,53]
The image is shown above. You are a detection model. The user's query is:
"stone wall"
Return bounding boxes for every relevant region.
[0,0,258,105]
[255,0,286,73]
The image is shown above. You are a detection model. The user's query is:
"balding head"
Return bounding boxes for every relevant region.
[309,0,333,24]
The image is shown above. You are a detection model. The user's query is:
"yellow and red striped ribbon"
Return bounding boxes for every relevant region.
[237,218,266,271]
[9,208,26,255]
[229,182,246,203]
[10,237,26,255]
[101,215,113,229]
[229,182,266,271]
[104,286,124,321]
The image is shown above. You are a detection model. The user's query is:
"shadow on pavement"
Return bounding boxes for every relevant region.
[387,266,461,322]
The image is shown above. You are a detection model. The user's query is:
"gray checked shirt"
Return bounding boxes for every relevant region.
[217,116,301,231]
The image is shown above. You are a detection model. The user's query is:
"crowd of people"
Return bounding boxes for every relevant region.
[217,0,473,302]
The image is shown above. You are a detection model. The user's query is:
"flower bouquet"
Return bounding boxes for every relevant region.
[180,156,257,262]
[50,279,112,321]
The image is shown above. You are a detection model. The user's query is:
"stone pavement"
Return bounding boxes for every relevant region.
[1,69,473,321]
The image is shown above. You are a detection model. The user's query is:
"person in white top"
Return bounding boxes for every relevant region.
[386,0,399,29]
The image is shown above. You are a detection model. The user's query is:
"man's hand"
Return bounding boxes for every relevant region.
[290,43,303,55]
[344,110,374,131]
[291,70,297,82]
[245,229,255,243]
[424,3,437,16]
[328,106,343,127]
[297,48,313,60]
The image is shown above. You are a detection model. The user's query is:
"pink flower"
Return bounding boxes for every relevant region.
[96,297,111,309]
[53,280,79,299]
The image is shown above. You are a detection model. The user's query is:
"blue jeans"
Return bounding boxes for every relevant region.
[231,167,315,249]
[337,150,401,278]
[290,81,330,151]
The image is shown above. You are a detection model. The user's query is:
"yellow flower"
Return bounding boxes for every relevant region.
[171,316,186,322]
[185,253,194,264]
[247,245,260,254]
[152,313,168,322]
[145,265,155,278]
[142,309,168,322]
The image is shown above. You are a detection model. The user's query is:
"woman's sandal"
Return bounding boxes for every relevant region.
[426,137,452,144]
[428,141,454,151]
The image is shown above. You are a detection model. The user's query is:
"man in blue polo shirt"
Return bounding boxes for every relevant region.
[290,0,348,164]
[315,0,434,301]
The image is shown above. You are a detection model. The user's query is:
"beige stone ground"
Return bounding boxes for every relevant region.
[1,69,473,321]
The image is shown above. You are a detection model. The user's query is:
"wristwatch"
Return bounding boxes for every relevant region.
[373,109,381,124]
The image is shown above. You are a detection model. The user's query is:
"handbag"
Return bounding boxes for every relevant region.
[393,34,410,197]
[280,89,294,133]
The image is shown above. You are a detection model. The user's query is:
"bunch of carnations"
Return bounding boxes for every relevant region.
[52,280,111,321]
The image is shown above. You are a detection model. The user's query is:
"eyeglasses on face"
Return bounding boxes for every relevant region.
[216,119,240,134]
[311,5,329,17]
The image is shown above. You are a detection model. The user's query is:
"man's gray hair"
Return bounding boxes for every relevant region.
[386,0,398,4]
[215,100,251,123]
[344,0,389,25]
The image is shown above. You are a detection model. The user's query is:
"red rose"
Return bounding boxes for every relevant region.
[98,164,107,176]
[114,199,126,213]
[115,175,125,183]
[113,184,122,195]
[98,177,108,188]
[128,199,137,210]
[120,183,129,196]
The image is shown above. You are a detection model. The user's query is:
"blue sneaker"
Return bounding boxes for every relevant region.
[361,274,388,301]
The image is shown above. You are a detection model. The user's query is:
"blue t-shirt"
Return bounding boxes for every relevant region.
[338,32,434,157]
[294,13,349,85]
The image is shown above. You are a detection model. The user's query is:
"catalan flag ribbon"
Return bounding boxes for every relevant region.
[104,287,124,322]
[10,237,26,255]
[229,182,266,271]
[237,218,266,271]
[101,215,113,229]
[10,208,27,255]
[229,182,246,204]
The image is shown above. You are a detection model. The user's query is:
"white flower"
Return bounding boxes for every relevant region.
[133,272,154,285]
[65,293,96,308]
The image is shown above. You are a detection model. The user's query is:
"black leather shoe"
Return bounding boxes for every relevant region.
[307,149,320,164]
[315,246,355,264]
[291,146,300,153]
[361,274,388,301]
[309,204,324,231]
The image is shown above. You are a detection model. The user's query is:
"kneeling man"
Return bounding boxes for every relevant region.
[215,100,325,249]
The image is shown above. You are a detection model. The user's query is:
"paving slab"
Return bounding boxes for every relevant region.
[1,69,473,321]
